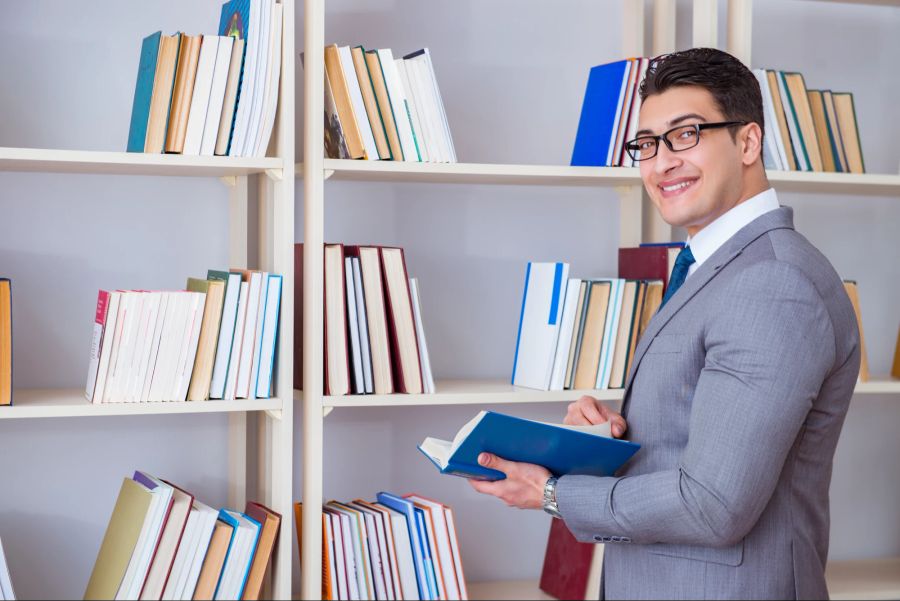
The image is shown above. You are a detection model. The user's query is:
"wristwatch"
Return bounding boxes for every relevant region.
[543,476,563,519]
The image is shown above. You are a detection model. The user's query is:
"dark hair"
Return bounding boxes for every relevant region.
[640,48,764,142]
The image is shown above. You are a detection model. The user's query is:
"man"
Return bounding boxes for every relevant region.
[470,48,860,600]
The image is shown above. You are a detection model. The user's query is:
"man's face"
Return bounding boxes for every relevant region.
[637,86,748,236]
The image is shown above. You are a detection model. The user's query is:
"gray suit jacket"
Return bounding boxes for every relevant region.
[556,207,860,600]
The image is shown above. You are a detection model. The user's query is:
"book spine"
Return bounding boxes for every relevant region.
[85,290,111,400]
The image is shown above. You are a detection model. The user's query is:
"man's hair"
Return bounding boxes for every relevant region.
[640,48,764,142]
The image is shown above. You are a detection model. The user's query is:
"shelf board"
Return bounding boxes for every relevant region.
[0,147,282,178]
[799,0,899,5]
[467,557,900,600]
[302,159,900,195]
[0,389,283,420]
[855,377,900,394]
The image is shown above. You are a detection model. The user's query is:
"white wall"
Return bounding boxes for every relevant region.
[0,0,898,598]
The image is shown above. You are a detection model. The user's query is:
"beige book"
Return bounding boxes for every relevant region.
[139,484,194,600]
[573,281,611,390]
[784,72,824,172]
[84,478,153,600]
[823,91,849,173]
[844,281,869,382]
[215,38,246,156]
[166,35,203,153]
[638,281,664,341]
[807,90,837,172]
[364,50,404,161]
[192,521,233,601]
[564,281,589,390]
[351,46,391,159]
[766,70,797,171]
[187,278,226,401]
[833,93,865,174]
[324,44,366,159]
[145,34,182,154]
[608,281,639,389]
[624,281,647,377]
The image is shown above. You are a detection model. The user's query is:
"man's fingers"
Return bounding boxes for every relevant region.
[478,452,514,476]
[578,396,608,425]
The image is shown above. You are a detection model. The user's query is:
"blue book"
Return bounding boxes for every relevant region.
[376,493,431,600]
[571,59,632,167]
[418,410,640,481]
[126,31,162,152]
[254,273,282,398]
[413,507,439,600]
[638,241,685,248]
[214,509,261,600]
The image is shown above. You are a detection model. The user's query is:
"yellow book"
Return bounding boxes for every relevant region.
[833,93,866,174]
[891,327,900,380]
[843,281,869,382]
[808,90,837,172]
[0,279,10,406]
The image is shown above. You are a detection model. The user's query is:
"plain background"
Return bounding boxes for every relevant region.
[0,0,898,598]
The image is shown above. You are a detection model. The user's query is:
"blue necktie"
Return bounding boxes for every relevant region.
[660,245,696,309]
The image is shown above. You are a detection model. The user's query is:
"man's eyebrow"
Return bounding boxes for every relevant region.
[635,113,709,137]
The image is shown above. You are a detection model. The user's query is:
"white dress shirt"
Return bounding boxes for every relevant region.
[686,188,780,278]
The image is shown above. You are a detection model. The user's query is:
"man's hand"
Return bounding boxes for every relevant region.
[468,453,552,510]
[565,395,628,438]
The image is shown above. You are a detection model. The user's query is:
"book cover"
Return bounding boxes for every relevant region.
[833,92,866,174]
[892,326,900,380]
[375,493,430,601]
[324,44,367,159]
[572,281,610,390]
[187,278,226,401]
[324,245,350,396]
[571,60,631,167]
[807,90,837,172]
[139,481,194,600]
[145,33,182,154]
[214,37,246,156]
[539,518,594,601]
[352,45,392,159]
[844,281,869,382]
[619,246,672,290]
[127,31,163,153]
[165,34,203,154]
[345,246,393,394]
[822,90,848,173]
[218,0,252,156]
[242,502,281,600]
[379,247,423,394]
[193,520,234,601]
[783,72,823,172]
[182,35,221,156]
[776,70,811,172]
[324,68,352,159]
[766,70,798,171]
[418,410,640,481]
[254,274,282,399]
[0,279,10,406]
[365,50,404,161]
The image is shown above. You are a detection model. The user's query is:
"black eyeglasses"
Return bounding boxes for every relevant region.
[624,121,748,161]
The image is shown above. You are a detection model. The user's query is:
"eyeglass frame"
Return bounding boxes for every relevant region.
[624,121,748,161]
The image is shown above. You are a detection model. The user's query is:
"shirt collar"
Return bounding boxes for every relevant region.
[687,188,780,273]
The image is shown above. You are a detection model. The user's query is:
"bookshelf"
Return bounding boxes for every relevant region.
[298,2,900,601]
[0,2,296,598]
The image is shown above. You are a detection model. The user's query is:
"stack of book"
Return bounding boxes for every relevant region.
[318,44,457,162]
[571,57,650,167]
[512,244,683,392]
[298,493,468,601]
[0,278,10,406]
[754,69,865,173]
[85,270,283,404]
[85,471,280,601]
[127,0,283,158]
[295,244,435,397]
[0,537,14,601]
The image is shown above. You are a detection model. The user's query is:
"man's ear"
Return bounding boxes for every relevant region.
[741,122,764,166]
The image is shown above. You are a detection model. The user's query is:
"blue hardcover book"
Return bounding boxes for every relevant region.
[571,60,632,167]
[127,31,162,152]
[213,509,243,599]
[418,410,640,481]
[413,507,439,600]
[235,512,261,599]
[376,492,431,600]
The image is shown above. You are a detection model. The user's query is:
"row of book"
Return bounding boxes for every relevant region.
[0,538,13,600]
[85,270,283,404]
[298,493,467,601]
[754,69,865,173]
[127,0,282,157]
[319,44,457,163]
[569,58,866,174]
[0,279,9,406]
[296,244,435,397]
[86,471,280,601]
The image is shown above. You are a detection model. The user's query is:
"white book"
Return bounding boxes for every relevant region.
[753,68,787,171]
[139,292,169,403]
[324,511,350,601]
[420,48,456,162]
[216,511,259,601]
[776,71,810,171]
[125,292,155,403]
[130,293,162,403]
[339,45,379,162]
[174,292,207,402]
[252,3,283,157]
[396,59,430,162]
[179,503,219,600]
[326,505,369,600]
[323,514,341,601]
[209,272,242,399]
[377,48,420,162]
[248,272,270,399]
[201,36,235,156]
[241,0,274,157]
[224,282,250,400]
[406,496,460,600]
[104,292,138,403]
[229,0,263,156]
[408,54,446,163]
[0,538,15,601]
[358,506,397,601]
[88,291,121,403]
[596,279,625,390]
[183,35,220,156]
[409,278,435,395]
[550,278,582,391]
[360,511,388,600]
[351,257,374,394]
[344,259,365,395]
[162,506,199,601]
[378,506,419,601]
[511,262,570,391]
[236,272,263,398]
[443,508,468,600]
[117,475,173,601]
[147,292,184,403]
[607,61,633,167]
[331,511,360,601]
[255,274,282,398]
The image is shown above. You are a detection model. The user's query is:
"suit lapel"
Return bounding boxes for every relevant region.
[622,207,797,394]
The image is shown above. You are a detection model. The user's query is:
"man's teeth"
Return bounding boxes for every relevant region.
[663,181,694,192]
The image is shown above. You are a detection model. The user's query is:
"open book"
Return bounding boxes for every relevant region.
[418,410,640,481]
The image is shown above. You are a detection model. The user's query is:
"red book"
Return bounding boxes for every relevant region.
[379,247,423,394]
[618,245,681,292]
[539,519,594,600]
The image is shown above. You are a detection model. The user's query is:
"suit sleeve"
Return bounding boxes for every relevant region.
[556,260,838,546]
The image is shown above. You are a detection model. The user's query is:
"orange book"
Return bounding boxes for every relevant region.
[192,521,233,601]
[166,34,203,153]
[241,502,282,600]
[145,34,181,153]
[891,327,900,380]
[844,281,869,382]
[0,279,10,406]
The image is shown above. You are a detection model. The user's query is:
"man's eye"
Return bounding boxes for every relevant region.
[678,128,698,140]
[638,139,655,150]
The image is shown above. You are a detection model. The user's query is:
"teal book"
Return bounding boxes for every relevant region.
[126,31,162,152]
[419,410,640,481]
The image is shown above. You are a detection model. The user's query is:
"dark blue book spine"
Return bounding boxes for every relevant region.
[126,31,162,153]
